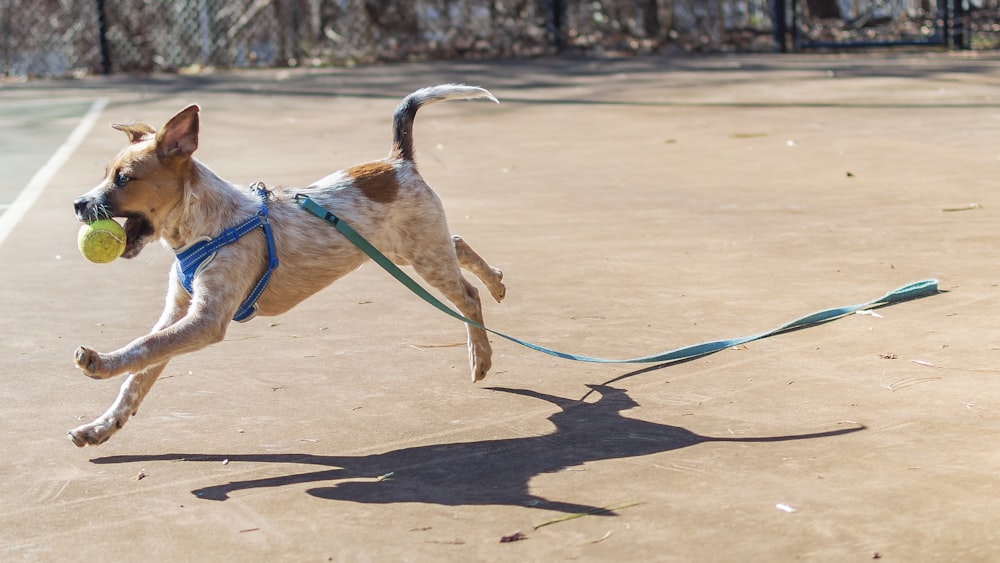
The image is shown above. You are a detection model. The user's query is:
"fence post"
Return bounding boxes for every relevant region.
[951,0,969,49]
[771,0,787,52]
[551,0,566,52]
[198,0,211,64]
[95,0,111,74]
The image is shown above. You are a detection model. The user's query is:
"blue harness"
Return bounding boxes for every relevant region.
[175,183,279,322]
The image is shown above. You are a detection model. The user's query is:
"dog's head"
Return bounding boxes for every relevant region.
[73,105,201,258]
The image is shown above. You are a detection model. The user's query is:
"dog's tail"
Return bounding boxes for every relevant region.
[391,84,498,162]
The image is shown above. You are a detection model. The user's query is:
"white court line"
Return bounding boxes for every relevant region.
[0,98,109,248]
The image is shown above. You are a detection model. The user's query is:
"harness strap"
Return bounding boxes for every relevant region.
[296,195,939,365]
[175,183,279,322]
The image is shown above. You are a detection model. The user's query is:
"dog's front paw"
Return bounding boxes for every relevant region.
[74,346,111,379]
[68,415,125,447]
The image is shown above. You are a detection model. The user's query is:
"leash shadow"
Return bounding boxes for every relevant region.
[90,384,863,513]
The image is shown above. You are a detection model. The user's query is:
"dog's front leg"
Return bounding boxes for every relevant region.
[74,285,187,379]
[74,308,230,379]
[69,283,193,446]
[73,276,233,379]
[68,362,168,446]
[70,281,197,445]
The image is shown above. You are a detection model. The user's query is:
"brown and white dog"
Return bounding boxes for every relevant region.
[70,84,506,447]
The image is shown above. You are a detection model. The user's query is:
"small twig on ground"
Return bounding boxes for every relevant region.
[408,342,465,351]
[942,203,981,212]
[588,530,613,544]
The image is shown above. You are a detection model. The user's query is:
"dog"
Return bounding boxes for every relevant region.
[70,84,506,447]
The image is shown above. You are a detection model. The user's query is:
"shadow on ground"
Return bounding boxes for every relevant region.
[92,384,863,514]
[10,55,1000,109]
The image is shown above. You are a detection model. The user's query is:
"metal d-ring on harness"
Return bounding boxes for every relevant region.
[174,183,279,322]
[294,193,939,365]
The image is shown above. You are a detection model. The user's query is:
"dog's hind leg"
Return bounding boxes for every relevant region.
[406,243,494,382]
[452,235,505,303]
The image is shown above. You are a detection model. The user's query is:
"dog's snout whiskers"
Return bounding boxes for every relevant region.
[73,198,113,222]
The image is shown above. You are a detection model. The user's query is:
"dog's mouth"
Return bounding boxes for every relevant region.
[120,214,155,259]
[74,197,157,259]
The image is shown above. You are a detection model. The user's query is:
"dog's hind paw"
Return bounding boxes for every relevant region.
[470,343,492,382]
[487,269,506,303]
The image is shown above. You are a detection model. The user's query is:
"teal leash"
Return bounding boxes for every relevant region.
[297,195,939,365]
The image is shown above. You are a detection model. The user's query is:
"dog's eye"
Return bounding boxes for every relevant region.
[114,173,130,188]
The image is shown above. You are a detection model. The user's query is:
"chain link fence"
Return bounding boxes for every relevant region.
[4,0,779,77]
[2,1,997,78]
[789,0,953,48]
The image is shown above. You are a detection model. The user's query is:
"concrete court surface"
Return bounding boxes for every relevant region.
[0,99,96,217]
[1,53,999,561]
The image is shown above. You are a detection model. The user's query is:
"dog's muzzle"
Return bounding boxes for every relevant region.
[73,197,91,222]
[72,196,155,259]
[73,194,117,222]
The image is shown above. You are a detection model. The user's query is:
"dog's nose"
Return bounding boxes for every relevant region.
[73,197,90,220]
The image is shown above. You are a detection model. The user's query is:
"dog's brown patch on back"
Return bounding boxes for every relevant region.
[347,161,399,204]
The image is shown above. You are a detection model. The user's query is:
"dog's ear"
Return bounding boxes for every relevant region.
[112,122,156,144]
[156,104,200,161]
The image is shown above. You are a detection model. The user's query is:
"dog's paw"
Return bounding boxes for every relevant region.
[68,428,101,447]
[470,343,492,382]
[488,269,506,303]
[68,416,123,447]
[74,346,110,379]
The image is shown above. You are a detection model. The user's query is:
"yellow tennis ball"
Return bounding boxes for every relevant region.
[78,219,126,264]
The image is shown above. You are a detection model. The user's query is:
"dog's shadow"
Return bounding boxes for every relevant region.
[91,384,863,513]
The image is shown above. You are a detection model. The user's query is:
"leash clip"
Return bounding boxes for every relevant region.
[249,182,279,271]
[251,182,272,220]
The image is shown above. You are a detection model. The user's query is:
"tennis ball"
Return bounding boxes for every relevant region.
[78,219,126,264]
